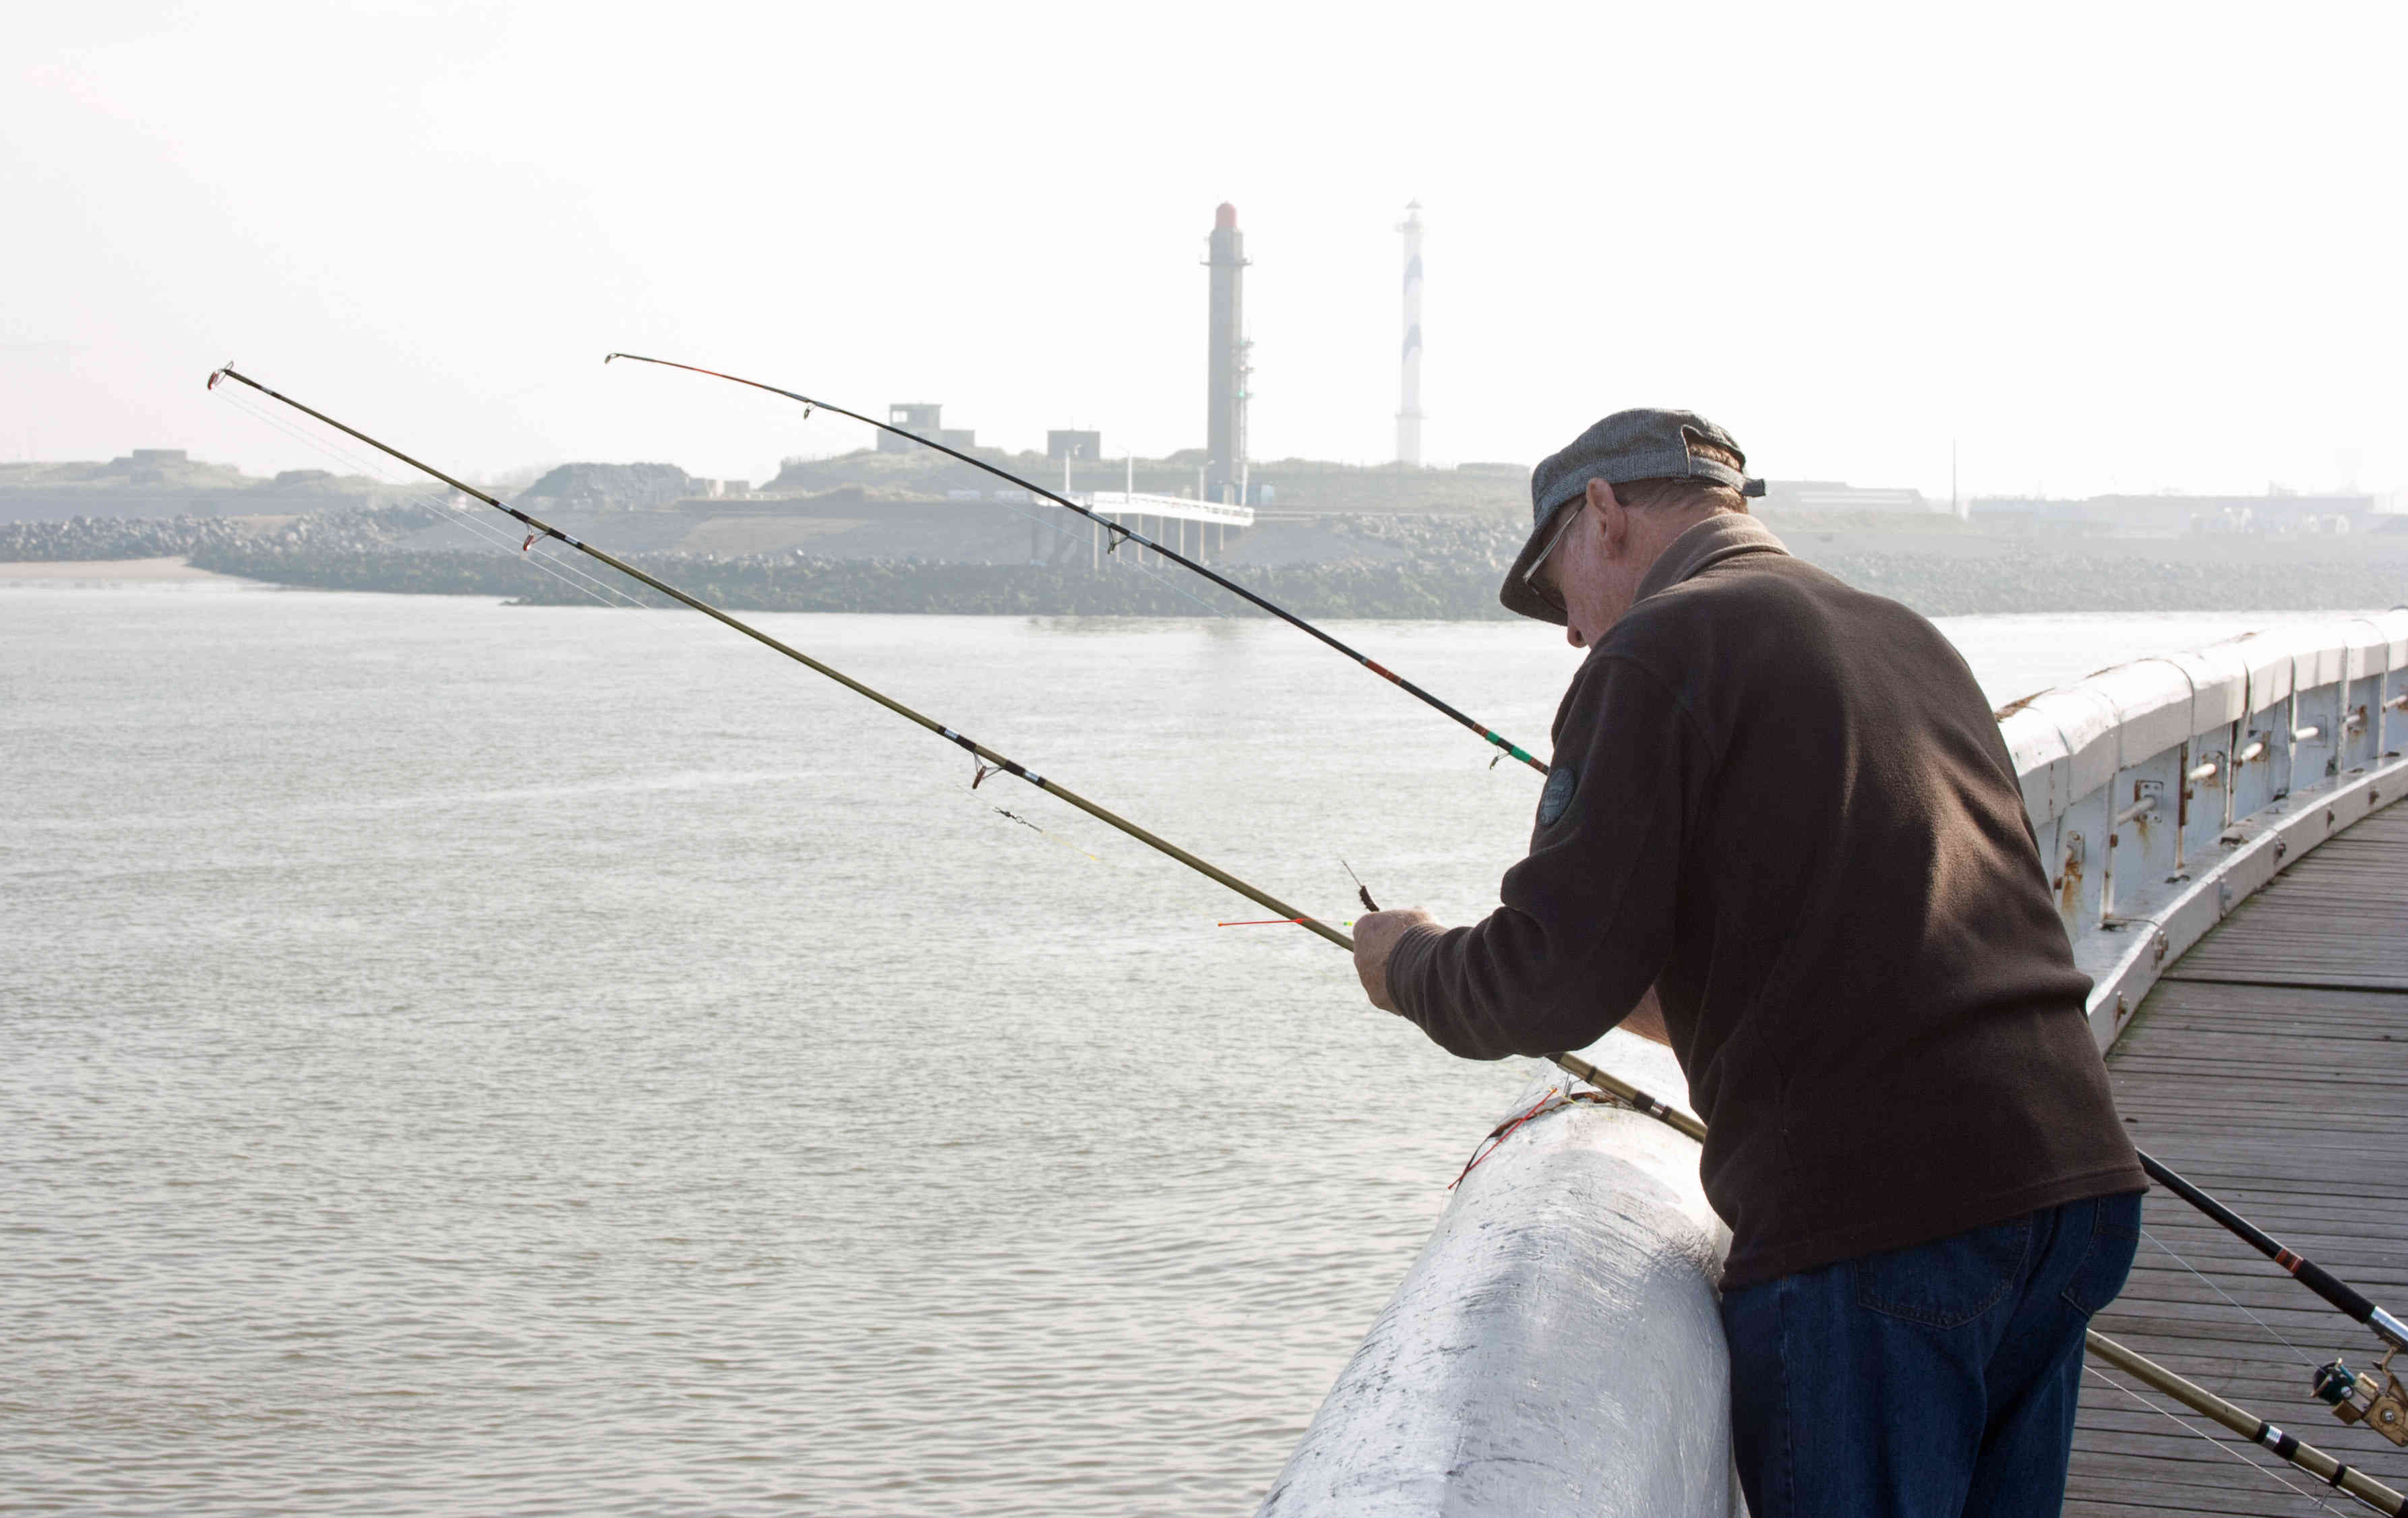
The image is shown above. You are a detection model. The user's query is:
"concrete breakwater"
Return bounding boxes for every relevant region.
[7,509,2403,617]
[187,540,1517,619]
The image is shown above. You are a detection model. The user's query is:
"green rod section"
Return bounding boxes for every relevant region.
[208,365,1352,953]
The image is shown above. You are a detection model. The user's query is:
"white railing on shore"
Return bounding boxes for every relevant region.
[1259,609,2408,1518]
[1076,489,1254,527]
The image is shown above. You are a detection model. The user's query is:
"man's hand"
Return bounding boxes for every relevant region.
[1354,907,1439,1012]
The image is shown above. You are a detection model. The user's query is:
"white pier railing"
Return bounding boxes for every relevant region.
[1258,609,2408,1518]
[2001,610,2408,1046]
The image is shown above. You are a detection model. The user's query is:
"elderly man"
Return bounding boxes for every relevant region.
[1352,411,2146,1518]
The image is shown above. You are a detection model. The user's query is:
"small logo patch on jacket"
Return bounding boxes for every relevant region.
[1538,763,1577,826]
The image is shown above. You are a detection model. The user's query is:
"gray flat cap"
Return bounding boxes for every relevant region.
[1500,408,1765,624]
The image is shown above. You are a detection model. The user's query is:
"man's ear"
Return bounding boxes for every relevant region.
[1586,476,1627,555]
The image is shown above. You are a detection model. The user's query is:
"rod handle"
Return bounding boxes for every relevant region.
[2139,1151,2380,1324]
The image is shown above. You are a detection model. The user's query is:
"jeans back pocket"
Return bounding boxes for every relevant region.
[1853,1215,2033,1329]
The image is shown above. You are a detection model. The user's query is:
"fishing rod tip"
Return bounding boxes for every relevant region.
[603,353,618,364]
[206,365,229,390]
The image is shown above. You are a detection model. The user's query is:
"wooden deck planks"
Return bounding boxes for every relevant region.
[2070,799,2408,1516]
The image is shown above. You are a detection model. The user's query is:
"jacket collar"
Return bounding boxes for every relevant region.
[1631,512,1790,605]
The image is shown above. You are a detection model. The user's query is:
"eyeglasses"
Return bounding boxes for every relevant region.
[1520,499,1584,612]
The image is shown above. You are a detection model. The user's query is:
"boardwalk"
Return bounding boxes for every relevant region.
[2070,804,2408,1516]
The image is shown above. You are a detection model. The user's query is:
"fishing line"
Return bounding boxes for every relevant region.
[222,383,832,638]
[231,386,1114,852]
[216,382,1122,864]
[2146,1226,2319,1369]
[983,798,1102,863]
[2084,1365,2343,1516]
[229,376,1232,671]
[216,386,678,626]
[208,365,1349,945]
[603,353,1551,776]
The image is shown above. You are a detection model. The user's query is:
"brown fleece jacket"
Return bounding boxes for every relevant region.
[1385,514,2144,1287]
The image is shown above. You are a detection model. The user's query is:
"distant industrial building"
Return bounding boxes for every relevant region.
[1204,203,1251,504]
[1970,491,2382,537]
[876,403,975,454]
[1047,429,1102,462]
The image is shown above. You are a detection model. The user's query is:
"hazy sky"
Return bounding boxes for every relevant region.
[6,2,2403,499]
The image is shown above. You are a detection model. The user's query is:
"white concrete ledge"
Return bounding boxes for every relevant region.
[1256,1033,1737,1518]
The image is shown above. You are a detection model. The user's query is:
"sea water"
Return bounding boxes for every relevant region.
[0,585,2373,1515]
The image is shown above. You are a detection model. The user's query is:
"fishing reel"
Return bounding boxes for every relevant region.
[2313,1345,2408,1447]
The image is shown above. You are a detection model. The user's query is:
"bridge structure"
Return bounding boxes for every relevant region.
[1260,611,2408,1517]
[1071,489,1254,570]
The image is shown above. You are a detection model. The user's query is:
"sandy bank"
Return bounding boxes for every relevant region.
[0,556,238,582]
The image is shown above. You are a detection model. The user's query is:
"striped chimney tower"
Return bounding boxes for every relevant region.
[1395,202,1425,466]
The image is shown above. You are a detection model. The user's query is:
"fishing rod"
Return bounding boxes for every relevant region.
[205,364,1352,952]
[1547,1050,1704,1141]
[1540,1052,2408,1509]
[2141,1150,2408,1445]
[599,352,1551,777]
[2087,1330,2405,1515]
[2141,1151,2408,1356]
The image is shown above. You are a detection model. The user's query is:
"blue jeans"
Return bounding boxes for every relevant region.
[1720,1192,2142,1518]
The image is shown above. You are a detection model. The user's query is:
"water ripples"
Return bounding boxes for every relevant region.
[0,588,2333,1513]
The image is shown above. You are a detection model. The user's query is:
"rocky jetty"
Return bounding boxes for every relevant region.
[9,504,2403,618]
[0,514,251,561]
[1,505,442,563]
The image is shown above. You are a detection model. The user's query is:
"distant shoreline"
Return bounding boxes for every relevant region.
[3,509,2403,619]
[0,555,237,583]
[2,547,2392,620]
